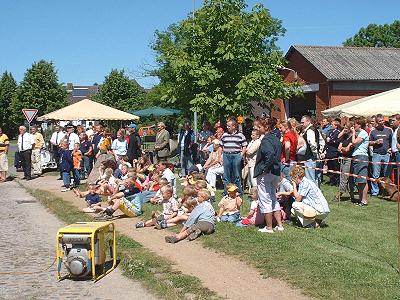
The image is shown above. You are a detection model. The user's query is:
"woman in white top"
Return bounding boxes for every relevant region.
[111,130,128,160]
[204,139,223,188]
[243,129,261,190]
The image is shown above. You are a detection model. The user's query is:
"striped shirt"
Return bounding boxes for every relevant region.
[221,131,247,153]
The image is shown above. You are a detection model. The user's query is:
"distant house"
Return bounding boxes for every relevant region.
[65,83,100,104]
[269,45,400,121]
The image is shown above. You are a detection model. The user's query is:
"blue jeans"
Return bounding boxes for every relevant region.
[82,155,93,178]
[136,191,157,204]
[223,153,243,194]
[280,162,295,180]
[73,169,80,186]
[62,172,71,187]
[220,212,241,223]
[180,150,194,176]
[371,153,390,195]
[395,151,400,163]
[304,159,317,185]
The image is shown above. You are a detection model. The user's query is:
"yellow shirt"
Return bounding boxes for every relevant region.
[0,134,9,153]
[32,132,45,150]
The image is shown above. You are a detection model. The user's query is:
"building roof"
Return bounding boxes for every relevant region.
[286,45,400,81]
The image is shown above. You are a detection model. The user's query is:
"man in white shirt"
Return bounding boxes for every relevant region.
[157,161,176,194]
[17,125,35,180]
[50,125,64,162]
[65,123,79,151]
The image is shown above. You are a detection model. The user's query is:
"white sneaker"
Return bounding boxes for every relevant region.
[258,227,274,233]
[216,216,221,223]
[273,226,284,232]
[61,188,70,192]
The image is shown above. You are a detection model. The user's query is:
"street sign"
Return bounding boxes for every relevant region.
[22,109,38,124]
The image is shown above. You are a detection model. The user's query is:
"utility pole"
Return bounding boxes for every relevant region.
[192,0,198,142]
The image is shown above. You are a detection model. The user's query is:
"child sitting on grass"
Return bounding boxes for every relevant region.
[236,187,263,227]
[160,187,204,229]
[73,183,102,213]
[276,174,295,223]
[135,185,178,228]
[165,195,215,244]
[95,177,142,220]
[289,166,330,228]
[216,184,242,223]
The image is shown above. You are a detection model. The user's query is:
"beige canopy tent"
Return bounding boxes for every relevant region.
[37,98,139,121]
[322,87,400,118]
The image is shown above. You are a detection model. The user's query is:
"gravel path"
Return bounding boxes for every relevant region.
[0,180,157,300]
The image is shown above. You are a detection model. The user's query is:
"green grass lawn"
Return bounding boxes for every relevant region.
[142,182,400,299]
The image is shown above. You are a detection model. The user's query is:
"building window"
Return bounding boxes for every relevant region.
[72,88,89,97]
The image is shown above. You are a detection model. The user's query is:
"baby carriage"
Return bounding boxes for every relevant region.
[41,145,57,171]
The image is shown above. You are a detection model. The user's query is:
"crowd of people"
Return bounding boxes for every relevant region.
[3,112,399,242]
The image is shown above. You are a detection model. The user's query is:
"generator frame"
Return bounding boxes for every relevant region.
[56,221,116,281]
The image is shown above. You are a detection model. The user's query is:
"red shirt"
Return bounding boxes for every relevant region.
[281,130,298,162]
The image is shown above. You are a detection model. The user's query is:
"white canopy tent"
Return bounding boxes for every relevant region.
[37,99,139,121]
[322,87,400,118]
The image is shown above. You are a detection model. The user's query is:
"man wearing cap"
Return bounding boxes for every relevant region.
[221,118,247,195]
[154,122,170,162]
[66,123,80,151]
[17,125,35,180]
[127,123,142,164]
[0,127,9,182]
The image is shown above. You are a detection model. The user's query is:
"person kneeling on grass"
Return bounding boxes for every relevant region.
[135,185,178,229]
[95,178,142,220]
[216,184,242,223]
[165,197,215,244]
[289,166,330,228]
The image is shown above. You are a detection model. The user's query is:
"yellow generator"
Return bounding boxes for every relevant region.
[56,222,116,281]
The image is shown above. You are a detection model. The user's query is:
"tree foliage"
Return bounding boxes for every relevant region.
[14,60,68,127]
[94,69,146,112]
[344,20,400,47]
[150,0,300,118]
[0,72,18,135]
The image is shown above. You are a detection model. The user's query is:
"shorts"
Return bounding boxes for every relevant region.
[187,221,214,235]
[257,172,280,214]
[352,155,368,184]
[119,197,142,217]
[0,153,8,172]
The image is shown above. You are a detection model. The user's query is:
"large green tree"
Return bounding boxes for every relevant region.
[344,20,400,47]
[94,69,145,112]
[0,72,18,135]
[150,0,300,118]
[14,60,68,126]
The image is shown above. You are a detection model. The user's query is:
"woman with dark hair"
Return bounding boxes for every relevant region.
[254,118,284,233]
[350,117,369,206]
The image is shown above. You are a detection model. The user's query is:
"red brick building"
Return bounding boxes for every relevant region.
[268,45,400,121]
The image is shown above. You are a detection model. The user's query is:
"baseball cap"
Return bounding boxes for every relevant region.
[127,123,137,129]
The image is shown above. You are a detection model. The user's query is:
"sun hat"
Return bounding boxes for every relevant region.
[227,184,238,193]
[302,206,317,219]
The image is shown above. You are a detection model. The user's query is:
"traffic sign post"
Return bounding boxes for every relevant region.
[22,108,38,131]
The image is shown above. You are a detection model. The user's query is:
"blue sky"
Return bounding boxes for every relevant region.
[1,0,399,88]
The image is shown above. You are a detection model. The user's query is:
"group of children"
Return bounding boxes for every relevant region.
[71,152,330,243]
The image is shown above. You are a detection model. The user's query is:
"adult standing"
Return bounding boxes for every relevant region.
[369,114,393,196]
[243,130,261,191]
[391,114,400,164]
[31,125,45,176]
[325,119,341,186]
[50,125,64,168]
[0,127,9,182]
[91,124,103,157]
[65,123,79,151]
[321,117,332,137]
[221,118,247,195]
[177,121,195,177]
[126,123,142,165]
[351,117,369,206]
[17,126,35,181]
[300,115,319,185]
[79,133,93,179]
[337,123,354,200]
[154,122,170,162]
[111,129,128,160]
[279,120,298,180]
[254,118,283,233]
